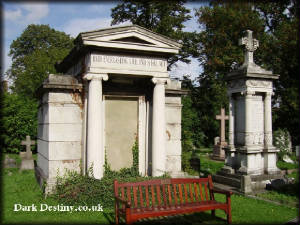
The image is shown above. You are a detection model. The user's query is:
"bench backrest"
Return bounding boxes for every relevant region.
[114,176,214,209]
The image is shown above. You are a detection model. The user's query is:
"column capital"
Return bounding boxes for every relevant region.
[265,92,273,97]
[241,90,255,96]
[151,77,169,85]
[83,73,108,81]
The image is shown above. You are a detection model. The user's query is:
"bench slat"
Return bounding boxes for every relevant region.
[194,183,199,202]
[199,183,204,201]
[167,184,172,205]
[145,185,150,207]
[184,183,188,203]
[139,186,144,208]
[178,184,184,204]
[189,183,193,202]
[133,186,138,208]
[156,185,162,206]
[162,184,167,207]
[127,186,131,205]
[173,184,178,205]
[204,183,209,200]
[151,185,156,207]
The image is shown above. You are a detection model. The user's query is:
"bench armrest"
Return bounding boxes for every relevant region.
[212,188,233,196]
[115,196,131,208]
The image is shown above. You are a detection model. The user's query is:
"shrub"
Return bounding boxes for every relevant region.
[0,93,38,153]
[51,140,169,208]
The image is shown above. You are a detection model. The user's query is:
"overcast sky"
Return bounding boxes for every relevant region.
[3,1,207,81]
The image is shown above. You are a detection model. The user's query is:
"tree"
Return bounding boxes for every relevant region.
[110,0,199,69]
[7,24,74,99]
[0,93,38,153]
[194,1,299,145]
[254,0,299,145]
[193,2,265,146]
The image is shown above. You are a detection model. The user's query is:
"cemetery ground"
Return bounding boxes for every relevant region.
[2,153,299,224]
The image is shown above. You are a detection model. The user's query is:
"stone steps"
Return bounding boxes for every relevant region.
[212,174,241,188]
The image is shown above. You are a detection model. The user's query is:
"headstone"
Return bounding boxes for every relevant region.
[296,146,299,157]
[214,137,220,146]
[3,155,17,168]
[20,135,35,170]
[212,108,228,160]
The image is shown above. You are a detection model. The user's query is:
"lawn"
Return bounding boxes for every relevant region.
[2,165,298,224]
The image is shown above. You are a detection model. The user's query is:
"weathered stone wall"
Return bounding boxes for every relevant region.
[165,80,183,176]
[36,74,83,192]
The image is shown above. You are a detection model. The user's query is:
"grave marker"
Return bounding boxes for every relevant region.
[20,135,35,170]
[212,108,228,160]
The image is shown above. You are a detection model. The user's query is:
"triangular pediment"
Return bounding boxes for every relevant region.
[112,36,154,45]
[77,25,181,54]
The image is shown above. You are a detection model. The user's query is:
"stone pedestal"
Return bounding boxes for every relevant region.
[212,144,226,161]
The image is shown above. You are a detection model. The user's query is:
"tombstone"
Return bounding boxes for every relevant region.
[35,25,186,193]
[213,30,283,193]
[3,155,17,168]
[212,108,228,160]
[20,135,35,170]
[214,137,220,146]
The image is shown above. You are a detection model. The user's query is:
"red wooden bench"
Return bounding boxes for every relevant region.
[114,176,232,224]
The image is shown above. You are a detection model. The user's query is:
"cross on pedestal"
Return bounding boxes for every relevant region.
[239,30,259,65]
[21,135,35,159]
[216,108,229,145]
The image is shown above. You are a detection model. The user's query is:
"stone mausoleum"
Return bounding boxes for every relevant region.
[35,25,186,192]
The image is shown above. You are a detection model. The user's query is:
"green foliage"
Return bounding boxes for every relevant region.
[110,0,198,69]
[7,24,74,99]
[53,140,168,208]
[0,93,38,153]
[277,161,298,170]
[194,1,299,145]
[273,128,292,160]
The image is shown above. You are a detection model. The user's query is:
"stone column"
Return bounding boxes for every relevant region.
[83,73,108,179]
[264,92,273,148]
[151,77,168,176]
[244,91,254,146]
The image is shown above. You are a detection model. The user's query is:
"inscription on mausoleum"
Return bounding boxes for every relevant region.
[93,55,166,67]
[91,53,167,73]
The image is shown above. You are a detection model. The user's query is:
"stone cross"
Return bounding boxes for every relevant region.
[21,135,35,159]
[239,30,259,65]
[216,108,229,145]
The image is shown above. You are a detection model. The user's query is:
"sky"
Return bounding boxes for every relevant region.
[3,1,207,82]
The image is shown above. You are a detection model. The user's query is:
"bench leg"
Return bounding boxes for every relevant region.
[227,212,232,224]
[211,209,215,217]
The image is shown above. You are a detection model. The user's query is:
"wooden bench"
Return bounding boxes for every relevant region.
[114,176,232,224]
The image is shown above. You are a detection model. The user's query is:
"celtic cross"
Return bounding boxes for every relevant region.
[239,30,259,65]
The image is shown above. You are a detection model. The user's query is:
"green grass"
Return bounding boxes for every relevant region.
[3,166,298,224]
[3,168,110,224]
[199,154,224,176]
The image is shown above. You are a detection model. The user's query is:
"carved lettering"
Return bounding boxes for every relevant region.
[92,55,166,68]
